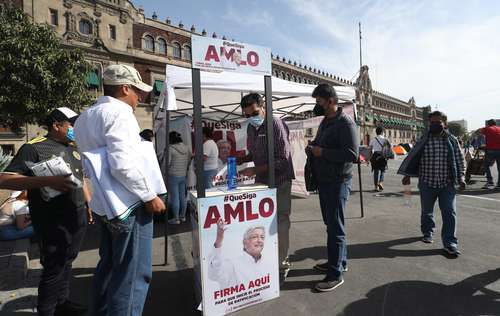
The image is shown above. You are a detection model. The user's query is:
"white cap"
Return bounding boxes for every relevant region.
[102,64,153,92]
[49,107,79,124]
[10,191,22,198]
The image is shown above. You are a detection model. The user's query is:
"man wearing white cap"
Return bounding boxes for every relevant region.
[0,107,91,316]
[74,64,166,316]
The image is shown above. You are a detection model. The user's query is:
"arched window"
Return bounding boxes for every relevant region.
[144,35,154,52]
[280,72,285,79]
[173,42,181,58]
[79,19,92,35]
[286,73,291,81]
[158,38,167,55]
[183,45,192,60]
[274,70,279,77]
[293,75,297,82]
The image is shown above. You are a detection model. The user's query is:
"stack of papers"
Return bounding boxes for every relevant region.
[29,156,81,201]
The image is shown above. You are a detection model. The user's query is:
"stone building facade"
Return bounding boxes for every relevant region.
[1,0,429,154]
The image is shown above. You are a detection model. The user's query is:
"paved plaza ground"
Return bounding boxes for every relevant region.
[1,157,500,315]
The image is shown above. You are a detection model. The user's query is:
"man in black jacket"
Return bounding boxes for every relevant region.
[307,84,358,292]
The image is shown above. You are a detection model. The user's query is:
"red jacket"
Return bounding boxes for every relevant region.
[481,126,500,150]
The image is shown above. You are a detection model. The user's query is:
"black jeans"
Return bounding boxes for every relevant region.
[32,208,87,316]
[484,149,500,185]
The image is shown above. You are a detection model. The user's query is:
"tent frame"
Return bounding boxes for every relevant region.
[158,67,365,265]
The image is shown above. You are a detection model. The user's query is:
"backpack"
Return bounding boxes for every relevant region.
[370,151,387,170]
[376,137,394,160]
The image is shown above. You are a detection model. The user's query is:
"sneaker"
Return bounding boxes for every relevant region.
[444,245,461,256]
[482,183,494,189]
[179,216,186,223]
[54,300,87,316]
[378,183,384,191]
[314,262,348,273]
[314,277,344,292]
[168,218,180,225]
[421,236,434,244]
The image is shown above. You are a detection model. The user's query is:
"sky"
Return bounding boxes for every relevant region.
[134,0,500,130]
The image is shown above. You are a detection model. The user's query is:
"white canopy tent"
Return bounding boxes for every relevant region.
[154,65,363,265]
[157,65,356,121]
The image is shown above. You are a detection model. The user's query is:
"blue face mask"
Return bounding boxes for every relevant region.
[248,116,264,128]
[66,127,75,141]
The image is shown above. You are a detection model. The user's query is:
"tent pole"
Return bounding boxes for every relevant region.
[264,75,276,188]
[192,68,205,198]
[357,161,364,218]
[163,109,170,265]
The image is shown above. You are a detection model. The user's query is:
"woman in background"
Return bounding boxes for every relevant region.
[168,131,191,224]
[0,190,34,241]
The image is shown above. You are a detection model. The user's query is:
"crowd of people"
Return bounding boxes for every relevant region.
[0,62,498,314]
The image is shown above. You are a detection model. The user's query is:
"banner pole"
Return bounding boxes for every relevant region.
[192,68,205,198]
[163,109,170,265]
[264,75,275,188]
[358,161,364,218]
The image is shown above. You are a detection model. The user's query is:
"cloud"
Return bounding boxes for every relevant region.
[276,0,500,129]
[221,3,275,28]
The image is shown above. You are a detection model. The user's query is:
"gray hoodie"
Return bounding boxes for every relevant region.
[168,143,192,177]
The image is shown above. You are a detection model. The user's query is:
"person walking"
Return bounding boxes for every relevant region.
[167,131,191,224]
[480,119,500,189]
[398,111,465,256]
[369,126,392,192]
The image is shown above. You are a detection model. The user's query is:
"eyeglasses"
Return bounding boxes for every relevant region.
[244,110,261,118]
[127,85,144,95]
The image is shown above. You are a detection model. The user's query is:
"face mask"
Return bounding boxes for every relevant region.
[67,127,75,141]
[248,116,264,128]
[313,103,325,117]
[429,123,443,134]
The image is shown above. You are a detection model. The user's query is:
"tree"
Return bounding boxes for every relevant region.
[0,6,92,132]
[447,122,465,138]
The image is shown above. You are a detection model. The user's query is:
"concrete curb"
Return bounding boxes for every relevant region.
[0,238,31,290]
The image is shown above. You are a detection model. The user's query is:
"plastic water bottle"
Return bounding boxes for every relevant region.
[227,157,237,190]
[403,184,412,207]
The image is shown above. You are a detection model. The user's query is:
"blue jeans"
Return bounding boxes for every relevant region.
[168,175,187,219]
[373,169,385,185]
[91,206,153,316]
[0,224,34,241]
[204,169,218,189]
[484,149,500,185]
[419,182,458,248]
[318,178,352,281]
